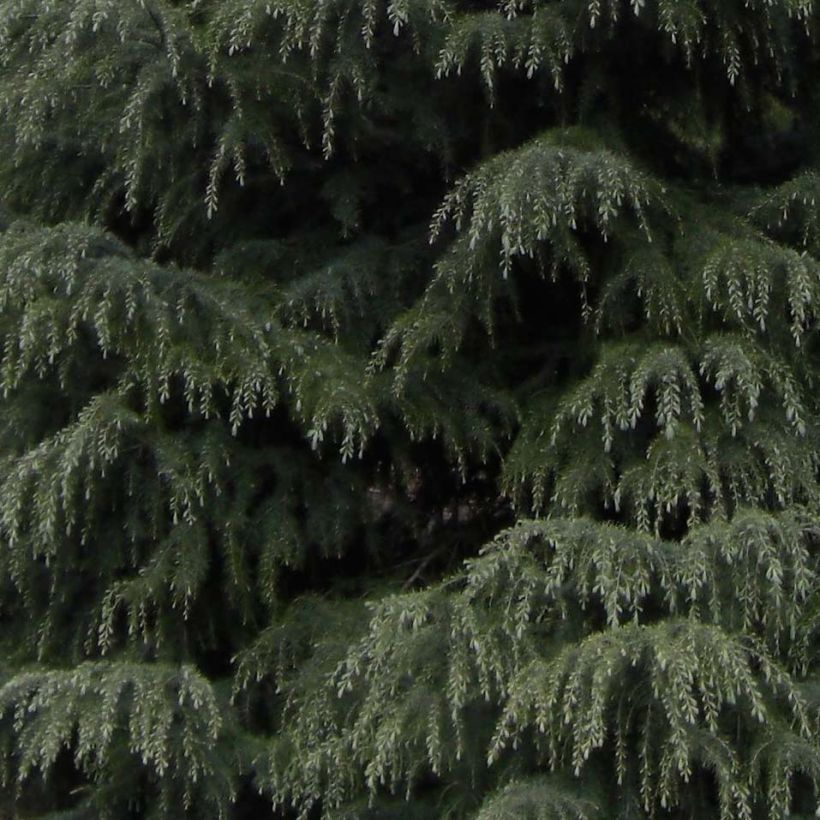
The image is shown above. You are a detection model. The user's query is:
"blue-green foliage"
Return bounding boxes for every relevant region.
[0,1,816,818]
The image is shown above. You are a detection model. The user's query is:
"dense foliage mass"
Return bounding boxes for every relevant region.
[0,1,818,817]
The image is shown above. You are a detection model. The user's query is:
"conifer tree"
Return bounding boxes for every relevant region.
[0,1,817,817]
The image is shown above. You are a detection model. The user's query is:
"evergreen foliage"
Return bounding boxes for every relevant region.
[0,0,817,817]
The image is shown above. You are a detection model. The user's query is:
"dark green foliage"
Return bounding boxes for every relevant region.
[0,1,817,818]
